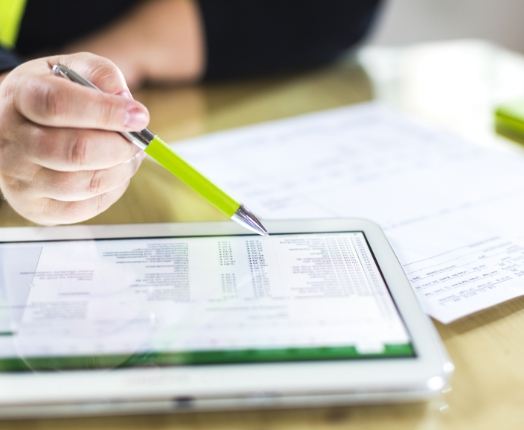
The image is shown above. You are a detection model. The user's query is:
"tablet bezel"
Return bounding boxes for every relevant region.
[0,218,453,410]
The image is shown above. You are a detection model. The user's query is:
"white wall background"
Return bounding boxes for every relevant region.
[370,0,524,53]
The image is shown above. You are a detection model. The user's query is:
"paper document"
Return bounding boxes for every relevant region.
[174,103,524,323]
[0,232,412,363]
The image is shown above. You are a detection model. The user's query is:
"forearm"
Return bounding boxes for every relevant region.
[66,0,205,87]
[64,0,381,85]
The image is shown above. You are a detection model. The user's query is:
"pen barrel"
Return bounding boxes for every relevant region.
[144,136,241,217]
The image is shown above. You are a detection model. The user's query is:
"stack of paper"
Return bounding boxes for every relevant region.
[173,104,524,323]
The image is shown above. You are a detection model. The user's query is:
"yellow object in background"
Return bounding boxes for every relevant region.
[0,0,26,47]
[494,99,524,143]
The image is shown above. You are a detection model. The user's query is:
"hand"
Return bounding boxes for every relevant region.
[0,52,150,225]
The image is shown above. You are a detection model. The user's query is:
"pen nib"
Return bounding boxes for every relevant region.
[231,205,269,236]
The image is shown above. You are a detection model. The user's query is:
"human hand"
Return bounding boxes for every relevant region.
[0,52,150,224]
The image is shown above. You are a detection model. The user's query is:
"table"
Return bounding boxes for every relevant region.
[2,40,524,430]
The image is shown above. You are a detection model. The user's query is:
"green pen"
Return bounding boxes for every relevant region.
[52,64,268,236]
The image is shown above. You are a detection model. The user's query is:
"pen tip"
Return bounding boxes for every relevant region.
[231,205,269,236]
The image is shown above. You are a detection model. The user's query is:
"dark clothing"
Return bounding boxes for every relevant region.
[1,0,382,79]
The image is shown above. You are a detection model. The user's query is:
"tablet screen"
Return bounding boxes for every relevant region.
[0,232,415,372]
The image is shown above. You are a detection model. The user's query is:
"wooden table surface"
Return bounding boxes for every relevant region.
[2,40,524,429]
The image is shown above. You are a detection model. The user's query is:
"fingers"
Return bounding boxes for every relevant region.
[38,182,130,225]
[0,122,144,200]
[15,75,149,131]
[25,126,141,171]
[31,152,144,201]
[2,176,131,225]
[1,149,143,201]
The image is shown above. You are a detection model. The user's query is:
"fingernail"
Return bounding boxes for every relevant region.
[124,105,149,129]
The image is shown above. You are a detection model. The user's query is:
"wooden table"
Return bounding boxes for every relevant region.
[2,40,524,429]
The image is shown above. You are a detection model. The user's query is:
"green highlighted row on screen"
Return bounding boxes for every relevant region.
[51,64,268,236]
[0,344,415,372]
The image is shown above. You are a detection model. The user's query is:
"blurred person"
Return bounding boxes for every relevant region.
[0,0,382,225]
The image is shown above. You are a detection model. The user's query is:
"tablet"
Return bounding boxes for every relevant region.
[0,219,452,417]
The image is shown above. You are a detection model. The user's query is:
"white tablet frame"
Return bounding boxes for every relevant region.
[0,219,453,417]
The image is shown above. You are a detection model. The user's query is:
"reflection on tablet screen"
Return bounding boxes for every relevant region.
[0,232,415,372]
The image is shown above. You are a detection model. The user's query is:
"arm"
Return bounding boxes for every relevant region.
[66,0,381,86]
[65,0,205,88]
